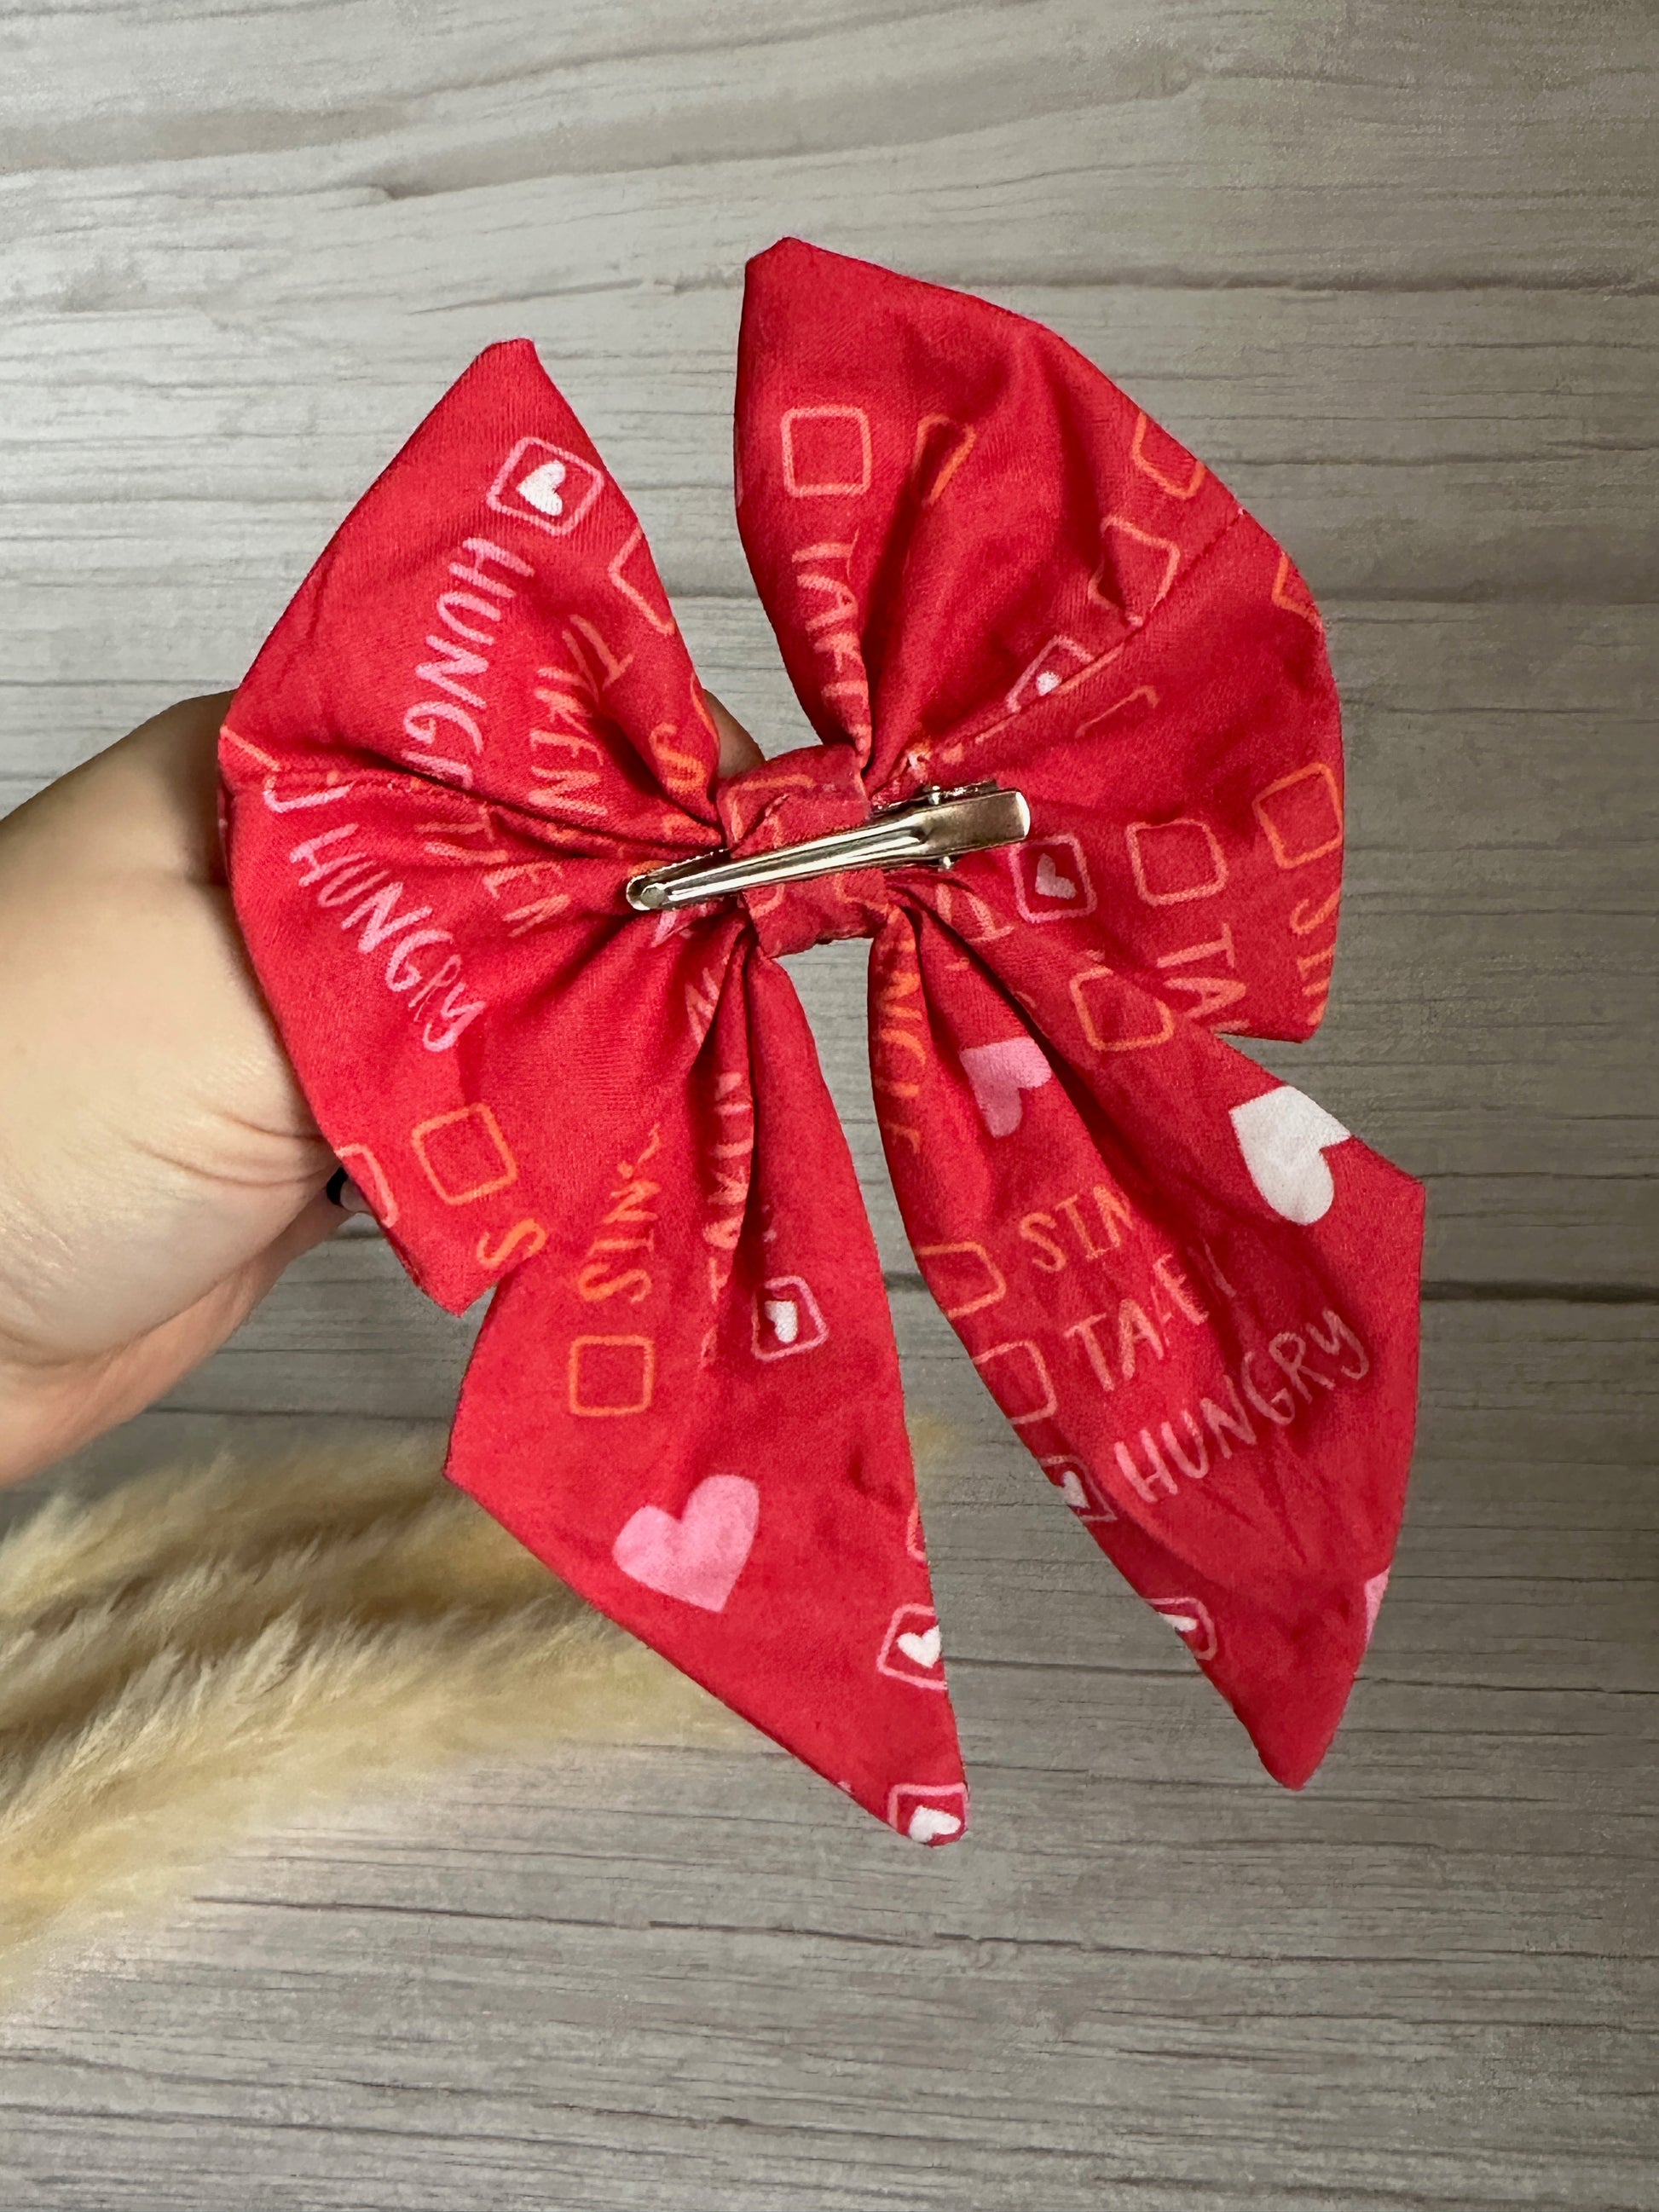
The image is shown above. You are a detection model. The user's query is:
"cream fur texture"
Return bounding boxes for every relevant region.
[0,1435,743,2001]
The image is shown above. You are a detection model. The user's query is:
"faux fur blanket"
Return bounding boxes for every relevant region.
[0,1435,743,2001]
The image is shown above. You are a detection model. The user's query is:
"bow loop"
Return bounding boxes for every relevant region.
[735,238,1243,795]
[736,239,1342,1044]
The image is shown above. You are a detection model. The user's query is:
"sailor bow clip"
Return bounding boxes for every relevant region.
[222,239,1425,1845]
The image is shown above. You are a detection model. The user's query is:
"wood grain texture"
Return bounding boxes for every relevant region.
[0,1297,1652,2211]
[0,0,1653,2203]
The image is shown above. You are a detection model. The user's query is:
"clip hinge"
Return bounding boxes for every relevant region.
[625,781,1032,913]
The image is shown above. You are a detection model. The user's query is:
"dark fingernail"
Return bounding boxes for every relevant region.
[326,1166,373,1216]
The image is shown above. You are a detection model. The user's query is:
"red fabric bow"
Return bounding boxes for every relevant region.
[221,239,1424,1845]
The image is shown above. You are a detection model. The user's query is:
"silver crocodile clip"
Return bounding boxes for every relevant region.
[625,781,1032,914]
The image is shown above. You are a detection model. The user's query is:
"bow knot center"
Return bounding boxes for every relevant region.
[718,745,890,956]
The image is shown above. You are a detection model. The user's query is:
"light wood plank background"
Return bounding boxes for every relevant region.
[0,3,1654,2206]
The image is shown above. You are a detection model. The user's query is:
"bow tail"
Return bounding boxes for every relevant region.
[874,905,1424,1789]
[444,943,968,1843]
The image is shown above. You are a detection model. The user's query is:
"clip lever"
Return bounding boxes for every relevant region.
[626,781,1031,913]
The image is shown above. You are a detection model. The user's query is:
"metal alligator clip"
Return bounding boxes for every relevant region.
[625,781,1032,913]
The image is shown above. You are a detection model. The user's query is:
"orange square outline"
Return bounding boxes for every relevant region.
[409,1102,518,1205]
[1125,817,1228,906]
[568,1334,656,1418]
[972,1338,1057,1427]
[780,404,873,498]
[914,1240,1008,1320]
[1254,763,1344,870]
[911,413,977,505]
[1130,409,1205,500]
[1069,967,1176,1054]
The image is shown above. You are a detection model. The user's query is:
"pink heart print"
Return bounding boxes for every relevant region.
[1033,852,1077,899]
[612,1476,761,1613]
[959,1037,1055,1137]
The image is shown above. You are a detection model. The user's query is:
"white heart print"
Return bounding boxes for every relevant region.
[888,1782,968,1845]
[487,436,604,538]
[1229,1085,1351,1224]
[764,1297,800,1346]
[514,459,568,516]
[897,1626,942,1668]
[1149,1595,1217,1662]
[753,1274,827,1360]
[1011,833,1095,924]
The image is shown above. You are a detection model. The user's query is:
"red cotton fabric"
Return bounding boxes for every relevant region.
[221,238,1425,1847]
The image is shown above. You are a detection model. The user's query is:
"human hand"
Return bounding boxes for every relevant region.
[0,695,340,1483]
[0,691,762,1485]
